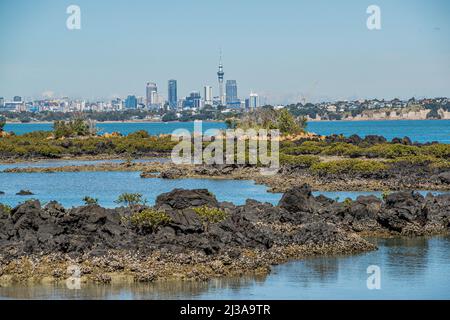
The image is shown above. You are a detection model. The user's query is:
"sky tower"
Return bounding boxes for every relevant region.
[217,51,225,105]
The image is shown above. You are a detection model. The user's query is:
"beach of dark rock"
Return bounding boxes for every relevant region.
[0,185,448,285]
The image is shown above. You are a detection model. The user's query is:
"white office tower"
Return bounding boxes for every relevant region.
[204,85,213,106]
[146,82,158,107]
[249,92,260,109]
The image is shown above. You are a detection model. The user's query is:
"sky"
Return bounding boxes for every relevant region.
[0,0,449,104]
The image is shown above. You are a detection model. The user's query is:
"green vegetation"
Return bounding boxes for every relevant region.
[279,140,450,173]
[53,117,97,138]
[229,107,306,135]
[115,193,147,207]
[281,141,450,160]
[0,130,176,158]
[82,196,99,205]
[279,154,320,167]
[127,209,171,233]
[343,198,353,207]
[193,205,228,232]
[311,159,388,175]
[0,204,12,215]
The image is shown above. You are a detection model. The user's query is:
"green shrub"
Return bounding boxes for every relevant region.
[321,143,362,157]
[388,155,437,165]
[343,198,352,207]
[128,209,171,233]
[311,159,387,175]
[364,144,420,159]
[115,193,147,207]
[193,205,228,231]
[285,141,326,155]
[128,130,150,139]
[421,144,450,158]
[280,154,321,167]
[0,203,12,216]
[82,196,99,205]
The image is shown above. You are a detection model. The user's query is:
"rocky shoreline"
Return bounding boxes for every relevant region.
[1,186,448,285]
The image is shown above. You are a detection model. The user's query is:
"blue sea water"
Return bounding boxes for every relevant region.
[0,169,447,208]
[1,236,449,299]
[4,120,450,143]
[4,121,227,137]
[307,120,450,144]
[0,171,282,208]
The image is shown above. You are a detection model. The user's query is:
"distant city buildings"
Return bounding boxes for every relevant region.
[146,82,158,108]
[183,91,202,109]
[217,59,225,106]
[203,85,213,106]
[249,92,260,109]
[226,80,240,109]
[168,80,177,109]
[0,97,4,108]
[125,95,137,109]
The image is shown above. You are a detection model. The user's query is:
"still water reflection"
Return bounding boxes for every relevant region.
[1,237,449,300]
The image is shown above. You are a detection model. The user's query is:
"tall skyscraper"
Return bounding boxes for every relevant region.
[13,96,22,102]
[0,97,4,108]
[203,85,213,106]
[249,92,260,109]
[226,80,240,108]
[168,80,177,109]
[217,55,225,105]
[125,95,137,109]
[146,82,157,107]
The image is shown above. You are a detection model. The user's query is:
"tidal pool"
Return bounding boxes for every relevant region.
[1,237,449,300]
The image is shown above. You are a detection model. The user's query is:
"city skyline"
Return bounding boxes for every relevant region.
[0,0,449,103]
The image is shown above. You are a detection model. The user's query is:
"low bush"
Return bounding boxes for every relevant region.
[311,159,388,175]
[0,203,12,216]
[127,209,171,233]
[279,154,321,167]
[193,206,228,231]
[115,193,146,207]
[82,196,99,205]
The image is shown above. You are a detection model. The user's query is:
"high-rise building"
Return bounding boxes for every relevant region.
[226,80,240,108]
[249,92,260,109]
[13,96,22,102]
[217,57,225,105]
[0,97,4,107]
[203,86,213,106]
[146,82,158,107]
[125,95,137,109]
[183,91,202,109]
[168,80,177,109]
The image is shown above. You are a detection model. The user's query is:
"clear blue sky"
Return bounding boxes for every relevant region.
[0,0,449,104]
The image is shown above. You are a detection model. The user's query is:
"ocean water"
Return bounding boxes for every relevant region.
[1,236,449,300]
[0,170,447,208]
[4,121,227,136]
[307,120,450,143]
[4,120,450,143]
[0,171,282,208]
